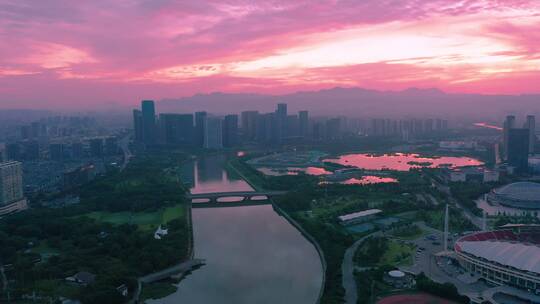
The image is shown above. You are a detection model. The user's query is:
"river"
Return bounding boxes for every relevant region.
[149,154,323,304]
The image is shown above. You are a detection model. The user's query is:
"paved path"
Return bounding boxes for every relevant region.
[140,259,205,284]
[342,231,381,304]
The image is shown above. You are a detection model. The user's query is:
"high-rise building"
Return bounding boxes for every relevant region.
[23,141,40,161]
[133,109,143,142]
[204,117,223,149]
[299,111,309,138]
[49,143,65,161]
[223,115,239,147]
[141,100,157,144]
[503,115,516,159]
[0,144,5,162]
[241,111,258,141]
[507,128,530,173]
[159,114,194,146]
[0,161,28,216]
[90,138,104,157]
[525,115,536,154]
[286,115,300,137]
[326,118,342,140]
[275,103,287,143]
[6,143,22,161]
[71,142,84,159]
[256,113,275,143]
[105,137,119,155]
[195,111,207,148]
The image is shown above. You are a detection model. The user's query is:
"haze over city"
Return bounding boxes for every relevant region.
[2,0,540,109]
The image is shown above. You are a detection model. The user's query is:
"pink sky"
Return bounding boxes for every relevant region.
[1,0,540,109]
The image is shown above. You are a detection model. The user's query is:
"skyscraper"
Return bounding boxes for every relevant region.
[195,111,207,148]
[49,143,65,161]
[223,115,239,147]
[525,115,536,154]
[503,115,516,159]
[274,103,287,143]
[133,109,143,142]
[241,111,258,141]
[0,161,28,216]
[90,138,104,157]
[141,100,157,144]
[299,110,309,138]
[507,128,530,173]
[159,114,194,146]
[204,117,223,149]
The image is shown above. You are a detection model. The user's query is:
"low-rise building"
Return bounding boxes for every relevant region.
[338,209,382,225]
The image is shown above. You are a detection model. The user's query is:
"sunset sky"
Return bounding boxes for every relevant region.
[1,0,540,109]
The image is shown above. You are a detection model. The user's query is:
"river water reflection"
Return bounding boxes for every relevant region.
[150,155,323,304]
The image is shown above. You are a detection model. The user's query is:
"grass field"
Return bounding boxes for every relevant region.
[380,240,415,267]
[84,204,185,231]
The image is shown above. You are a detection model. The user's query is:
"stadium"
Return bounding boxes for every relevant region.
[486,182,540,209]
[454,225,540,294]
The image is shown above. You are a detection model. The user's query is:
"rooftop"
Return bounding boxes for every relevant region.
[338,209,382,222]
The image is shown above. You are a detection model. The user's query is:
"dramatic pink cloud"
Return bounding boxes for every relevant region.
[1,0,540,108]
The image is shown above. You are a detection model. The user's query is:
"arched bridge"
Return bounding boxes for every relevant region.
[186,190,288,204]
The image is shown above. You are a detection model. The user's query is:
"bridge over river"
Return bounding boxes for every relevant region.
[187,190,288,204]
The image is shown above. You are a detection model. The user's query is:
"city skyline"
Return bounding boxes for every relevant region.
[2,1,540,109]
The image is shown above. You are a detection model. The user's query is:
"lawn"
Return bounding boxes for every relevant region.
[83,204,185,231]
[391,224,426,240]
[379,240,415,267]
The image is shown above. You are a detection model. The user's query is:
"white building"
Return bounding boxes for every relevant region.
[0,161,28,216]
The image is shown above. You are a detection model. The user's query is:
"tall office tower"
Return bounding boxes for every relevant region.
[141,100,157,145]
[31,122,41,138]
[425,119,434,133]
[299,111,309,138]
[159,114,194,146]
[256,113,272,142]
[23,141,40,161]
[525,115,536,154]
[6,143,22,161]
[133,109,143,142]
[286,115,300,137]
[435,119,442,131]
[49,143,65,161]
[0,143,5,162]
[204,117,223,149]
[312,122,326,140]
[105,137,119,155]
[20,125,31,140]
[503,115,516,159]
[71,142,84,159]
[223,115,239,148]
[0,161,27,215]
[195,111,207,147]
[241,111,259,141]
[507,128,530,173]
[325,118,341,140]
[275,103,288,143]
[90,138,104,157]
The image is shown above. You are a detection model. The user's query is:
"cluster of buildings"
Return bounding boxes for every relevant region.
[132,100,454,149]
[364,118,449,140]
[132,100,310,148]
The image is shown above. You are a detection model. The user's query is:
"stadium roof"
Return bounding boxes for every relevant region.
[493,182,540,202]
[459,240,540,274]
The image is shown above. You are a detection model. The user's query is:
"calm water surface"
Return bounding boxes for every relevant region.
[325,153,483,171]
[151,155,323,304]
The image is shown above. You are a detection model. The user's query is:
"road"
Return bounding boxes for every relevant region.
[430,178,483,230]
[118,133,133,171]
[342,231,381,304]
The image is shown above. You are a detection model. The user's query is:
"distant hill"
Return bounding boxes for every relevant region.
[159,87,540,120]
